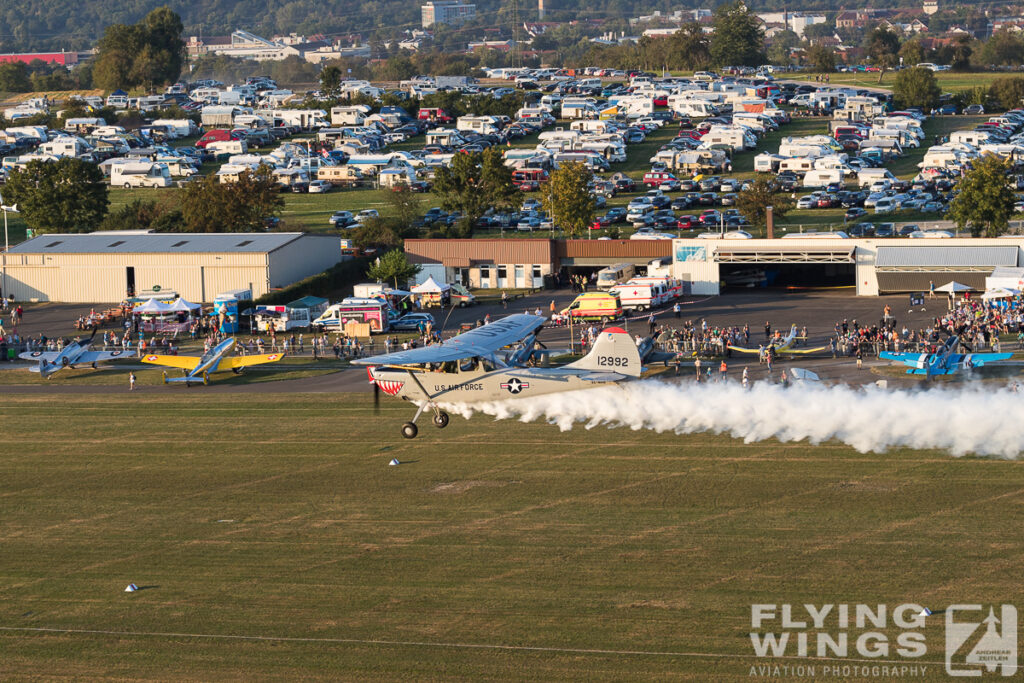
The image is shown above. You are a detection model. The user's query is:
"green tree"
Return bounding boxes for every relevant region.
[3,158,108,234]
[980,30,1024,67]
[0,62,31,92]
[179,166,283,232]
[670,23,711,71]
[767,30,799,66]
[93,7,184,91]
[803,23,835,41]
[899,39,925,67]
[319,64,342,98]
[866,27,900,79]
[735,176,794,229]
[989,77,1024,110]
[541,162,594,238]
[893,66,941,109]
[950,36,973,71]
[710,1,766,67]
[366,249,421,289]
[99,198,179,231]
[431,149,520,233]
[351,217,403,251]
[806,45,836,73]
[947,155,1015,237]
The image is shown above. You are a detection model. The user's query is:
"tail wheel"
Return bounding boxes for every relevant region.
[433,411,449,429]
[401,422,418,439]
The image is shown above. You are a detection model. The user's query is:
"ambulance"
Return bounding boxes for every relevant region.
[608,276,682,311]
[560,292,623,323]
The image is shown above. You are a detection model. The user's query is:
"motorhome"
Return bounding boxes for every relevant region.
[778,157,816,175]
[668,96,718,118]
[40,136,90,158]
[802,169,843,188]
[754,153,784,173]
[271,109,329,129]
[552,151,608,171]
[700,126,755,152]
[110,161,172,188]
[456,115,501,135]
[150,118,200,137]
[318,165,366,187]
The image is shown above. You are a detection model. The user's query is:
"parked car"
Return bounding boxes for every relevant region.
[308,180,332,193]
[844,207,867,221]
[391,313,436,331]
[329,210,354,227]
[354,209,379,223]
[965,104,985,115]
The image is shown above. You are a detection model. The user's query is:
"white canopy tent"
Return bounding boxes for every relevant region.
[982,287,1019,301]
[134,298,175,314]
[935,281,973,293]
[411,276,451,294]
[169,297,202,312]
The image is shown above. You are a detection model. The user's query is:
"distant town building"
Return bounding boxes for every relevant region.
[0,51,79,67]
[923,0,939,16]
[421,0,476,28]
[757,11,827,37]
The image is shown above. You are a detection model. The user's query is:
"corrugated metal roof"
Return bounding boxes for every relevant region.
[558,239,673,259]
[405,239,554,265]
[875,246,1019,267]
[877,271,989,293]
[8,232,307,254]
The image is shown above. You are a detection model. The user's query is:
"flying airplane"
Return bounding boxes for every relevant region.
[729,325,827,355]
[879,335,1013,377]
[19,330,130,378]
[141,337,285,385]
[353,314,654,438]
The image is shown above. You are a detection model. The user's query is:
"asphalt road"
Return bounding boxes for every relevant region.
[1,287,943,394]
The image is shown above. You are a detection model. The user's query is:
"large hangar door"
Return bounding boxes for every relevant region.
[714,245,856,289]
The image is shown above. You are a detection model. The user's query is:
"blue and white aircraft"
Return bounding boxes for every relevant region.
[141,337,284,386]
[879,336,1013,377]
[19,331,129,378]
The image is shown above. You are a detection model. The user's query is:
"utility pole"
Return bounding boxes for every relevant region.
[510,0,522,68]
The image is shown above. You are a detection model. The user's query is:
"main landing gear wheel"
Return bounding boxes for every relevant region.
[433,411,449,429]
[401,422,418,439]
[232,367,243,374]
[162,371,169,385]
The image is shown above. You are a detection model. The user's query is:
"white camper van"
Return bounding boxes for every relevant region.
[110,162,172,188]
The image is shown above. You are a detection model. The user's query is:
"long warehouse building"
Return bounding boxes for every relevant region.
[2,232,342,303]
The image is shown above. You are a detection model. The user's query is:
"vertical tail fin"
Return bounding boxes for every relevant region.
[567,327,642,377]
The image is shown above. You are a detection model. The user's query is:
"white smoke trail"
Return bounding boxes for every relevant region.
[444,381,1024,458]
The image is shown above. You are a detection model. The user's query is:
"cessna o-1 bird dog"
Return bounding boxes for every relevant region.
[354,314,664,438]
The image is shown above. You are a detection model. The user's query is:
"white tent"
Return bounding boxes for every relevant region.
[936,281,973,293]
[411,276,451,294]
[986,266,1024,292]
[169,297,202,312]
[982,288,1018,301]
[134,298,174,314]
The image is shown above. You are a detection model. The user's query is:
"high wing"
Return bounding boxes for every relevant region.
[353,314,547,367]
[217,353,286,369]
[778,345,829,355]
[19,350,60,362]
[879,351,927,368]
[728,345,764,354]
[961,352,1014,367]
[76,350,131,363]
[141,354,199,370]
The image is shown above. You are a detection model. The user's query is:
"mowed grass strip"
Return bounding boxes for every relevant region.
[1,392,1023,680]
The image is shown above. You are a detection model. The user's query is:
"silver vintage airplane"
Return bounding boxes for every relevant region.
[19,331,130,378]
[353,314,654,438]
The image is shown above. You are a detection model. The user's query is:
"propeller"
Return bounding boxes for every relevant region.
[373,381,380,414]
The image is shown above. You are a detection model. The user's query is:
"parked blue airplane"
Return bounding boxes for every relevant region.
[879,336,1013,377]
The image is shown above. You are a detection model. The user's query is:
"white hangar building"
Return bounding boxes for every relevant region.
[671,236,1024,295]
[2,232,342,303]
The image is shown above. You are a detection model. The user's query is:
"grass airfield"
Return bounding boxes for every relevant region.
[2,392,1024,680]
